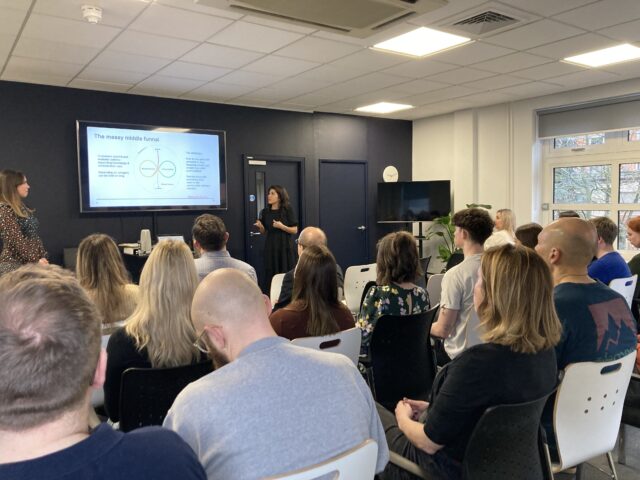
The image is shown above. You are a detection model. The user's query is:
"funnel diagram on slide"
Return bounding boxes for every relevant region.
[135,146,180,192]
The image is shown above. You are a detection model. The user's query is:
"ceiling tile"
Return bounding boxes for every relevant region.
[599,19,640,43]
[285,91,335,107]
[1,69,71,86]
[549,69,622,88]
[275,36,362,63]
[155,0,243,20]
[13,37,100,64]
[297,64,365,83]
[382,58,458,79]
[215,70,283,88]
[68,78,133,93]
[0,0,31,10]
[129,75,206,97]
[182,81,257,101]
[527,33,618,60]
[336,72,409,93]
[78,66,148,84]
[427,67,494,84]
[108,31,198,60]
[0,7,27,36]
[242,55,319,76]
[499,0,597,17]
[261,77,330,98]
[513,61,585,80]
[403,86,479,106]
[329,49,409,72]
[390,79,450,94]
[156,61,231,81]
[483,20,585,51]
[180,43,263,69]
[208,21,303,54]
[21,13,120,48]
[129,4,232,42]
[459,91,515,107]
[311,30,367,46]
[472,52,552,74]
[430,42,515,66]
[33,0,147,28]
[554,0,640,31]
[242,15,316,34]
[271,102,313,112]
[494,81,565,99]
[90,50,171,75]
[463,75,528,90]
[4,55,83,79]
[601,60,640,79]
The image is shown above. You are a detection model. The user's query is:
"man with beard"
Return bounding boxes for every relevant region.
[163,268,388,479]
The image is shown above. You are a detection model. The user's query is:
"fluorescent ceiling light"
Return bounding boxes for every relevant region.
[564,44,640,67]
[372,27,471,58]
[355,102,414,114]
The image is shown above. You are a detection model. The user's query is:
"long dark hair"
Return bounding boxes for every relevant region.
[290,244,348,336]
[376,231,421,285]
[0,169,30,217]
[268,185,291,210]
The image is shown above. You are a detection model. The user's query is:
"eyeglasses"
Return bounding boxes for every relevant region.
[295,238,306,247]
[193,329,209,354]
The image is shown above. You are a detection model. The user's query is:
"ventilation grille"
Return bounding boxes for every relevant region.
[451,10,519,35]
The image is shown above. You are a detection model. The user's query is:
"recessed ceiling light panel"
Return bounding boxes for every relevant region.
[372,27,471,58]
[355,102,414,114]
[564,44,640,68]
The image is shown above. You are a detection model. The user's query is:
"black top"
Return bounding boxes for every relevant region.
[259,206,297,283]
[424,343,557,462]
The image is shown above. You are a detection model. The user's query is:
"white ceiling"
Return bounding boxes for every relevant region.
[2,0,640,120]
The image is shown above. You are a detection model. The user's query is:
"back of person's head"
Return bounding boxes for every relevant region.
[477,244,561,353]
[126,240,199,368]
[628,215,640,234]
[376,231,421,285]
[0,265,100,430]
[192,214,227,251]
[0,169,29,217]
[515,222,543,249]
[291,244,345,336]
[537,218,597,268]
[590,216,618,246]
[76,233,130,324]
[297,226,327,249]
[452,208,494,245]
[496,208,516,232]
[558,210,580,218]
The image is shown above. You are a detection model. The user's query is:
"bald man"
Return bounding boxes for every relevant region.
[163,269,388,479]
[273,226,344,311]
[535,218,637,370]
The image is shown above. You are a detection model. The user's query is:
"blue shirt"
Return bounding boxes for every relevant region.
[194,250,257,283]
[588,251,632,285]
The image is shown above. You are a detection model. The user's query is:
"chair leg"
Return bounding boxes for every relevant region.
[605,452,618,480]
[576,463,584,480]
[617,424,627,465]
[541,440,555,480]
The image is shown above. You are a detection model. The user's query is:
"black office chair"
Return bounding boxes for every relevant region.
[367,305,439,411]
[618,373,640,465]
[359,280,377,312]
[445,252,464,271]
[388,391,555,480]
[118,360,213,432]
[416,256,431,289]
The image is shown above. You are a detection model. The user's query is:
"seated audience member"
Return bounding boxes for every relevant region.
[356,231,429,350]
[431,208,494,361]
[76,233,139,332]
[558,210,580,218]
[164,269,389,478]
[484,208,515,249]
[0,265,206,480]
[626,215,640,275]
[269,244,354,340]
[192,214,256,283]
[273,226,344,310]
[378,245,560,480]
[104,240,203,423]
[515,222,543,249]
[587,216,631,285]
[536,218,637,370]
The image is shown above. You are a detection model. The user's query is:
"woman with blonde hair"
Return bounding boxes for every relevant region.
[484,208,516,249]
[379,244,561,480]
[104,240,203,422]
[76,233,139,331]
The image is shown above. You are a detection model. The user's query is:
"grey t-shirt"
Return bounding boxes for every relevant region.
[164,337,388,479]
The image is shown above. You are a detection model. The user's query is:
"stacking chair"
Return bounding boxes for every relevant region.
[91,333,111,408]
[265,439,378,480]
[543,351,636,480]
[426,273,444,306]
[617,373,640,465]
[344,263,377,314]
[270,273,286,306]
[367,305,439,410]
[388,392,555,480]
[118,360,213,432]
[291,327,362,366]
[609,275,638,308]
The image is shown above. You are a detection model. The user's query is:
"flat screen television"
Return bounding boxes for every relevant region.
[377,181,451,222]
[77,120,227,213]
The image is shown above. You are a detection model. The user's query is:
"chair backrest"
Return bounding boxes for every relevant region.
[270,273,286,305]
[344,263,377,313]
[426,273,444,306]
[463,392,554,480]
[264,439,378,480]
[118,360,213,432]
[553,351,636,469]
[415,256,431,289]
[291,327,362,366]
[446,252,464,270]
[609,274,637,308]
[369,305,439,410]
[91,333,111,407]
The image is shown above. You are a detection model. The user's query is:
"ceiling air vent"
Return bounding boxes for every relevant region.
[451,11,519,35]
[195,0,449,38]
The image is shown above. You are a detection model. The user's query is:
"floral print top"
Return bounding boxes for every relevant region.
[356,283,430,349]
[0,203,47,275]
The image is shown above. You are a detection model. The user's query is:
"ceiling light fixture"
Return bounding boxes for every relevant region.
[372,27,471,58]
[355,102,414,114]
[564,44,640,67]
[81,5,103,24]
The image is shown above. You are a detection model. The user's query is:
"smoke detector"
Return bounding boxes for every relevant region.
[81,5,103,24]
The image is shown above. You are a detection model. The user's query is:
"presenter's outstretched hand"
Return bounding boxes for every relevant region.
[254,219,265,234]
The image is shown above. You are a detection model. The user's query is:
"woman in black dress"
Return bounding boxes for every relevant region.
[254,185,298,287]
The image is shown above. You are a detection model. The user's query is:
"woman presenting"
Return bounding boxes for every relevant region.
[0,170,48,275]
[254,185,297,287]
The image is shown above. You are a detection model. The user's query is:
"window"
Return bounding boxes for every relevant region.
[553,133,605,149]
[628,129,640,142]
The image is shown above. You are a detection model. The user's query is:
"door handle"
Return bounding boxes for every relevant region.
[249,231,261,237]
[356,226,366,231]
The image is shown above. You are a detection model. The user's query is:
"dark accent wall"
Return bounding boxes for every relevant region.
[0,80,412,265]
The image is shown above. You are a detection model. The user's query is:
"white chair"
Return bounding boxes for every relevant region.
[264,439,378,480]
[426,273,444,306]
[344,263,377,314]
[609,274,637,308]
[545,351,636,479]
[270,273,286,306]
[291,327,361,366]
[91,333,111,407]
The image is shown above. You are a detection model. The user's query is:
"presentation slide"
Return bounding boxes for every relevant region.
[86,126,221,208]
